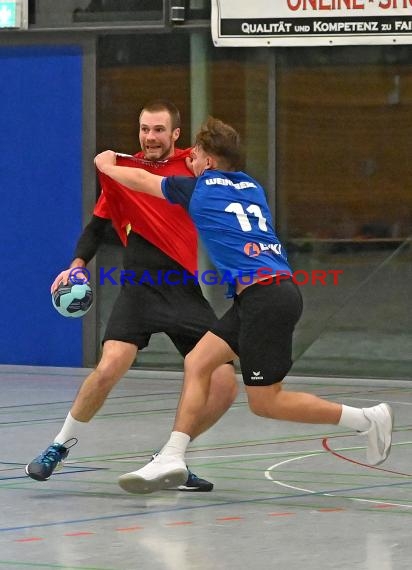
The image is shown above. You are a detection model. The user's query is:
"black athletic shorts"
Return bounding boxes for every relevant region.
[210,278,303,386]
[103,278,219,357]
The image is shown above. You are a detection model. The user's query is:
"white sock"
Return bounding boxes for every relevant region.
[54,412,87,446]
[160,431,191,459]
[338,405,371,432]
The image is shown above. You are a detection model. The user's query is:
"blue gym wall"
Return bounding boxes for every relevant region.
[0,45,84,366]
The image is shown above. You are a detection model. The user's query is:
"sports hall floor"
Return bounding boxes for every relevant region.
[1,365,411,570]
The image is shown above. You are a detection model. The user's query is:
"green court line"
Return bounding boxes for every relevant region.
[0,562,116,570]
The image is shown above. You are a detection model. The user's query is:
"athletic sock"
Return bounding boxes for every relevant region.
[338,405,371,432]
[54,412,87,446]
[159,431,191,459]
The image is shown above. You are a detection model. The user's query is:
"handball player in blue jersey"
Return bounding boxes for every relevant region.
[95,116,394,494]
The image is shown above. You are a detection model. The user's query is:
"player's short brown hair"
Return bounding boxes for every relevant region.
[139,99,181,130]
[195,117,243,170]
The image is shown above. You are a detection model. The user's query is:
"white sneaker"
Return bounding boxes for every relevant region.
[362,403,394,465]
[118,454,188,494]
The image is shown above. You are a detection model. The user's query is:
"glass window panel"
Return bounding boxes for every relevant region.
[277,46,412,379]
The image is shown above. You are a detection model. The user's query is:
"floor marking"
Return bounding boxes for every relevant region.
[116,525,143,532]
[267,512,295,517]
[322,437,412,477]
[265,452,412,509]
[14,537,43,542]
[2,441,412,535]
[1,486,373,535]
[165,521,193,526]
[0,468,107,482]
[0,561,117,569]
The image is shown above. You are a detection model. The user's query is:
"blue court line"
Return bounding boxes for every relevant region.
[1,479,411,533]
[0,467,108,482]
[0,562,116,570]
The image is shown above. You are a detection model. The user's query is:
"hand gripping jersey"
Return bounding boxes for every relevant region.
[95,149,198,275]
[162,170,292,296]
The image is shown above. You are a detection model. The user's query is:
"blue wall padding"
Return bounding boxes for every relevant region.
[0,45,84,366]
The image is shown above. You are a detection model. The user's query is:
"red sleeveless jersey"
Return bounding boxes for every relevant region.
[94,148,198,274]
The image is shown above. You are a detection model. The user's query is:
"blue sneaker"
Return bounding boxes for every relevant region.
[178,468,214,492]
[25,438,77,481]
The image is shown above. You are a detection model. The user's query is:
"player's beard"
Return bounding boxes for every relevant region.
[143,141,173,162]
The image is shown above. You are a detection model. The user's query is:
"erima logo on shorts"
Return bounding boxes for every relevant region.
[250,370,264,381]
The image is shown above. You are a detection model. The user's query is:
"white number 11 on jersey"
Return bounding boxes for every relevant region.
[225,202,268,232]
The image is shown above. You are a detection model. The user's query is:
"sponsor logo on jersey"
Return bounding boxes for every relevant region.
[205,177,257,190]
[243,242,261,257]
[243,242,282,257]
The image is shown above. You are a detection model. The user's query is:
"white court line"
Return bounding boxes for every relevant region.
[265,453,412,509]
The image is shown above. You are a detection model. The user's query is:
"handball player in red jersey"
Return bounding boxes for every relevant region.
[25,101,238,491]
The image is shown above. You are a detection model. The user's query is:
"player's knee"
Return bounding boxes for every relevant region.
[184,350,213,377]
[94,351,134,389]
[211,364,238,403]
[96,341,137,384]
[92,365,121,391]
[246,378,285,417]
[248,397,270,417]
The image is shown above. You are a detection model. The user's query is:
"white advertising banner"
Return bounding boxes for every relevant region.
[211,0,412,47]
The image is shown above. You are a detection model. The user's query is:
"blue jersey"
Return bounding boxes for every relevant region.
[161,170,292,296]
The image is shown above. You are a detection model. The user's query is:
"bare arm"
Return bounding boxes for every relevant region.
[94,150,165,199]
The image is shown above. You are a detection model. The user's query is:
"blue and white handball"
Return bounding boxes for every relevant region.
[52,282,93,318]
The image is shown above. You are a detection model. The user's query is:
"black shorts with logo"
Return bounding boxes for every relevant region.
[103,277,219,357]
[103,232,221,356]
[210,278,303,386]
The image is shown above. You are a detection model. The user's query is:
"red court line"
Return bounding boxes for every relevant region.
[14,537,43,542]
[116,525,144,532]
[216,517,243,521]
[322,438,412,477]
[267,512,295,517]
[166,521,193,526]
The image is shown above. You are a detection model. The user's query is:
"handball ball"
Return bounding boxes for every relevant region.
[52,282,93,318]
